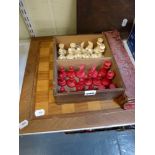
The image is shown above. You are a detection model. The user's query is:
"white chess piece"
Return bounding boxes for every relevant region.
[66,43,77,59]
[85,41,93,55]
[58,43,66,59]
[93,38,105,57]
[68,43,76,54]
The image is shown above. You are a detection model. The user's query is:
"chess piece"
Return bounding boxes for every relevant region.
[58,66,67,79]
[67,78,76,88]
[93,38,105,56]
[66,50,74,59]
[90,53,98,58]
[88,85,94,90]
[74,48,82,59]
[75,82,84,91]
[101,78,110,87]
[59,86,66,93]
[98,68,107,79]
[66,43,76,59]
[85,41,93,55]
[58,43,66,59]
[103,60,112,70]
[67,66,76,79]
[109,83,117,89]
[80,42,86,54]
[97,85,106,90]
[68,43,76,53]
[82,53,90,59]
[88,65,98,78]
[106,70,115,80]
[58,78,66,86]
[79,78,85,85]
[93,78,101,86]
[85,78,93,86]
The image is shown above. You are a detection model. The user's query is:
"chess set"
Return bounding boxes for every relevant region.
[53,34,125,104]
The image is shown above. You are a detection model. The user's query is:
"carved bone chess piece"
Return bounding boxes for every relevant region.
[58,43,67,59]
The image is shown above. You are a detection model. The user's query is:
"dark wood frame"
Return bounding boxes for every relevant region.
[19,37,134,135]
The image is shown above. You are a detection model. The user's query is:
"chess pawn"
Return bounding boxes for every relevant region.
[88,65,98,78]
[97,85,106,90]
[75,82,84,91]
[67,66,76,79]
[74,48,82,59]
[82,53,90,59]
[67,78,76,88]
[106,70,115,80]
[88,85,94,90]
[58,78,66,87]
[96,53,102,58]
[98,68,107,79]
[79,78,85,85]
[58,66,67,79]
[77,53,83,59]
[59,86,66,93]
[103,60,112,70]
[84,78,93,86]
[66,52,74,59]
[109,83,117,89]
[58,55,66,59]
[93,78,101,86]
[90,53,98,58]
[76,64,85,79]
[101,78,110,88]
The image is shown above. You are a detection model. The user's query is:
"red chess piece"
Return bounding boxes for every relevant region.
[88,65,98,78]
[67,78,76,88]
[58,66,66,79]
[58,78,66,86]
[98,68,107,79]
[101,78,110,87]
[109,83,117,89]
[88,85,94,90]
[106,70,115,80]
[79,78,85,85]
[97,85,106,90]
[59,86,66,93]
[103,60,112,70]
[67,66,76,79]
[93,78,101,86]
[84,78,92,86]
[76,64,86,79]
[75,83,84,91]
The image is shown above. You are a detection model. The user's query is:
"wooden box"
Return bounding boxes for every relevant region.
[53,34,125,104]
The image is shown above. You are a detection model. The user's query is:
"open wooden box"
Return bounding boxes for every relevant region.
[53,34,125,104]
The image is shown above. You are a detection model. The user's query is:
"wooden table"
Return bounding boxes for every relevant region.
[19,37,135,135]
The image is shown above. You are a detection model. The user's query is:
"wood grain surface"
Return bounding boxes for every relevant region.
[77,0,135,38]
[19,36,135,135]
[35,40,121,116]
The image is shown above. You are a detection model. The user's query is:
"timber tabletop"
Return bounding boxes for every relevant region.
[19,37,135,135]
